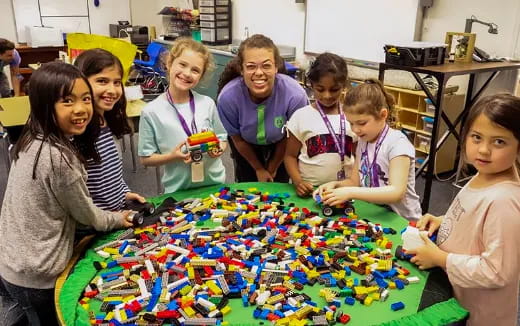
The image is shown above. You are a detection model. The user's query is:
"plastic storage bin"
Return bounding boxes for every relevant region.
[424,98,435,115]
[422,117,434,133]
[201,27,230,44]
[416,134,431,152]
[200,0,229,5]
[384,42,446,67]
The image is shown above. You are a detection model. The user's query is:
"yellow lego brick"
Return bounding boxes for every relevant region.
[276,317,290,326]
[354,286,367,295]
[221,305,231,315]
[102,247,119,255]
[247,188,257,192]
[397,274,407,280]
[81,303,89,310]
[187,266,195,279]
[367,286,379,293]
[122,295,135,302]
[103,296,123,302]
[129,274,141,283]
[184,306,196,317]
[120,309,128,321]
[346,279,354,288]
[372,293,381,301]
[179,285,193,296]
[325,310,334,320]
[389,281,396,289]
[364,297,374,306]
[263,304,275,311]
[105,312,114,320]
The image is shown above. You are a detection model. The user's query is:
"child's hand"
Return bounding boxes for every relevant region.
[294,181,314,197]
[170,141,191,163]
[417,213,443,237]
[256,168,274,182]
[125,192,146,204]
[408,233,448,270]
[321,187,352,206]
[120,210,134,228]
[313,181,339,198]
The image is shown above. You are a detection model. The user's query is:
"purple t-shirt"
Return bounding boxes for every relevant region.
[217,73,308,145]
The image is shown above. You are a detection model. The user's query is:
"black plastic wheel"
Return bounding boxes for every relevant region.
[322,206,334,217]
[191,151,203,162]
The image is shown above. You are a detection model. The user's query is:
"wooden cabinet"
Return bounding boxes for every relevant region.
[16,45,66,94]
[384,85,465,174]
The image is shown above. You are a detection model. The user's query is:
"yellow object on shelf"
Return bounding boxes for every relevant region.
[66,33,137,83]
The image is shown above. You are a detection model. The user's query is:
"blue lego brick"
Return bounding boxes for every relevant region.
[391,301,405,311]
[344,297,356,305]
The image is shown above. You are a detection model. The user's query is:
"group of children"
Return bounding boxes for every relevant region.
[0,34,518,326]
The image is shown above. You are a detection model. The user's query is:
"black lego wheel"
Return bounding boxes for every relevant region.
[191,151,203,162]
[322,206,334,217]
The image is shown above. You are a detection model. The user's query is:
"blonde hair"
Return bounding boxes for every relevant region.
[165,37,214,81]
[343,79,396,125]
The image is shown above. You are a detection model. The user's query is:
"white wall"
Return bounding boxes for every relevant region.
[421,0,520,58]
[130,0,192,37]
[1,1,21,42]
[231,0,306,60]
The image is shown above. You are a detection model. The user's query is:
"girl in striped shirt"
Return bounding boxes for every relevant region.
[75,49,145,210]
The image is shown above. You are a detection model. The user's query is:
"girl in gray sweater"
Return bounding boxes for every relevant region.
[0,62,132,325]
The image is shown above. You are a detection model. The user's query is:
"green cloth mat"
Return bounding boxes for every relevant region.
[59,182,468,325]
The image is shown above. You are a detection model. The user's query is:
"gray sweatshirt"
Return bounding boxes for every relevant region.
[0,139,125,289]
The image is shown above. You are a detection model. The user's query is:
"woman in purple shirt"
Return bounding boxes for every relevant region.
[217,34,308,182]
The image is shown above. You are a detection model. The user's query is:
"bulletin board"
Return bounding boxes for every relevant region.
[304,0,422,63]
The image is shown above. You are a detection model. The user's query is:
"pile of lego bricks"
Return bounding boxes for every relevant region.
[72,186,426,326]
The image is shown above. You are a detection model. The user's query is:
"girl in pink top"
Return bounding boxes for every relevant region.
[408,94,520,326]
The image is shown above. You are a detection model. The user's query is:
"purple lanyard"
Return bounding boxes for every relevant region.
[315,101,346,163]
[166,90,197,136]
[362,124,389,180]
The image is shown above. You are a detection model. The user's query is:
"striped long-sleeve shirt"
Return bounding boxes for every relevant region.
[86,126,130,211]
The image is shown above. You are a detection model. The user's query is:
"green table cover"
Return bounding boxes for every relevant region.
[59,182,467,325]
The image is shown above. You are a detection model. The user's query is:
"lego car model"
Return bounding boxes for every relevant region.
[124,200,156,226]
[314,195,355,217]
[185,131,222,162]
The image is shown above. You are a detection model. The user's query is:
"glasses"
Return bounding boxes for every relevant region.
[243,61,275,73]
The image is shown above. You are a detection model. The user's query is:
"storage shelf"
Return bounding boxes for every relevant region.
[415,147,429,154]
[396,105,434,118]
[400,124,432,136]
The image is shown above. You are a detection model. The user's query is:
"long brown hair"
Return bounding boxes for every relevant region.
[74,48,131,138]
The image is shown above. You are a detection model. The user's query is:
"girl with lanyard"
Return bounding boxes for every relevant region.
[285,53,355,197]
[138,38,227,193]
[315,79,422,221]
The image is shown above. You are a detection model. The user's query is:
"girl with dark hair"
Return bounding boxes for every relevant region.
[0,62,132,325]
[74,49,145,210]
[284,52,355,197]
[409,93,520,326]
[217,34,308,182]
[315,78,421,221]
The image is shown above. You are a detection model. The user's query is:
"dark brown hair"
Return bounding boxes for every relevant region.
[460,93,520,172]
[74,48,131,138]
[306,52,349,88]
[217,34,286,94]
[343,79,395,121]
[0,38,15,54]
[13,62,100,178]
